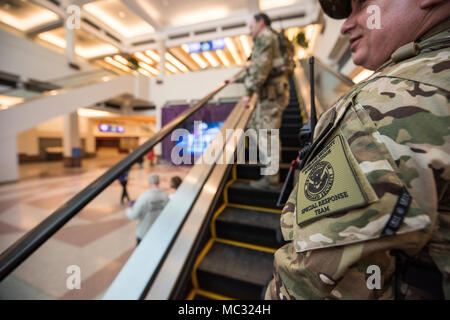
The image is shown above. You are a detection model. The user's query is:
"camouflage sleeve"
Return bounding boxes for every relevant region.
[240,34,274,96]
[267,76,450,300]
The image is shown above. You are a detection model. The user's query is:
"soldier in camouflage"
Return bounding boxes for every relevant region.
[229,13,290,189]
[265,0,450,299]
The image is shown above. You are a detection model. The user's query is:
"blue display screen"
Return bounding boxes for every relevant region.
[175,121,224,156]
[188,38,225,54]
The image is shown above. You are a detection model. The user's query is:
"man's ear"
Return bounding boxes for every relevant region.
[419,0,444,9]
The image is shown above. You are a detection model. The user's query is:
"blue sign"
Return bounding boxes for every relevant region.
[98,124,125,133]
[188,38,225,54]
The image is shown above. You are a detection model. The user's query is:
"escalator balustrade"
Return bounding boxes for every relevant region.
[187,77,305,300]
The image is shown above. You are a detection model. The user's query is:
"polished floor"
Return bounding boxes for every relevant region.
[0,156,190,300]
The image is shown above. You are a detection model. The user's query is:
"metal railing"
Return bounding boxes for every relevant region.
[0,75,238,282]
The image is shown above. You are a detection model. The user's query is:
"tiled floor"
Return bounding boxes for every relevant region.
[0,156,190,300]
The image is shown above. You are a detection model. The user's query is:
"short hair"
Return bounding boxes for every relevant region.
[148,173,160,185]
[254,13,271,26]
[170,176,182,189]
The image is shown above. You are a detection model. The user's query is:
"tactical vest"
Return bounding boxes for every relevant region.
[284,20,449,300]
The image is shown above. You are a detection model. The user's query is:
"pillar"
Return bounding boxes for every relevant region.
[0,136,19,183]
[158,39,166,82]
[63,112,81,167]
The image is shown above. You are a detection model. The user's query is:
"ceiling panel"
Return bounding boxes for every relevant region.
[38,27,118,59]
[83,0,155,37]
[0,0,59,32]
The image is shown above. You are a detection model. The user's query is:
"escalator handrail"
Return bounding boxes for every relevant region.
[0,75,238,282]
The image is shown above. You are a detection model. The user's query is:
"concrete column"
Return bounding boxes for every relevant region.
[85,118,96,157]
[158,39,166,81]
[63,112,81,167]
[0,136,19,183]
[64,9,77,67]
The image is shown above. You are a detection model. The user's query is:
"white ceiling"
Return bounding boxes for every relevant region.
[0,0,320,61]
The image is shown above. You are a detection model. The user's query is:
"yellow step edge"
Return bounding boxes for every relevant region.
[210,203,227,238]
[191,238,215,289]
[227,203,281,214]
[186,289,197,300]
[196,289,235,301]
[215,237,277,254]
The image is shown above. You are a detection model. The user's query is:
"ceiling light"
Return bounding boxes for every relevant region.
[138,68,152,77]
[170,7,229,26]
[352,69,374,84]
[140,62,159,75]
[105,57,131,72]
[0,3,59,32]
[259,0,298,10]
[0,95,24,110]
[38,32,66,49]
[84,2,154,37]
[165,63,178,73]
[165,53,188,72]
[216,50,230,67]
[202,52,219,67]
[190,53,208,69]
[134,52,154,65]
[145,50,160,62]
[181,44,189,53]
[225,37,242,65]
[113,55,129,66]
[118,11,126,19]
[240,35,252,58]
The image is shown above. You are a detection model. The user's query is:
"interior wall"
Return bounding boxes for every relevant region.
[0,29,97,81]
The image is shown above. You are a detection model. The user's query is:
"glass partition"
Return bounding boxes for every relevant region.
[296,58,354,119]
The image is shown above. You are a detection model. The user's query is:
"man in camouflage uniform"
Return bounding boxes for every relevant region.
[266,0,450,299]
[229,13,290,189]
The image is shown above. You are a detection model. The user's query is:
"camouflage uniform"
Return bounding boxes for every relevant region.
[266,21,450,300]
[236,27,290,172]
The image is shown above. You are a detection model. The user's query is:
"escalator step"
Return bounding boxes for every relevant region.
[281,124,302,135]
[216,207,281,248]
[192,294,212,300]
[281,147,300,163]
[280,134,301,148]
[236,162,290,181]
[228,181,281,209]
[197,242,273,300]
[282,114,302,124]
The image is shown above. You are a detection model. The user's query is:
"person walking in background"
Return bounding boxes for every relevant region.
[147,148,156,167]
[169,176,182,199]
[137,156,144,169]
[118,169,130,205]
[126,174,169,246]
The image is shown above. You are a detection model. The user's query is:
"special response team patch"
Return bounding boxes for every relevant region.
[297,134,369,225]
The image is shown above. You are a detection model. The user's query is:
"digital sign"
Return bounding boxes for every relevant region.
[98,124,124,133]
[188,38,225,54]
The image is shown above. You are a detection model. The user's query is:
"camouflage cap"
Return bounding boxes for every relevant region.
[319,0,352,19]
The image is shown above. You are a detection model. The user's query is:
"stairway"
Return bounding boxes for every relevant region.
[187,77,304,300]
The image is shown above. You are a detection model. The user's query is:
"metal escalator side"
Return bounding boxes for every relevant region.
[0,74,239,284]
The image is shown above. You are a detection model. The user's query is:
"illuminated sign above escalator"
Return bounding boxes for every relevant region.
[187,39,225,54]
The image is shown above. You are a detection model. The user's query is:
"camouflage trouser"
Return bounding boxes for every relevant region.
[247,97,286,178]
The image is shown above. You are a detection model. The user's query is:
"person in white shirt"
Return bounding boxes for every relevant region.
[126,173,169,245]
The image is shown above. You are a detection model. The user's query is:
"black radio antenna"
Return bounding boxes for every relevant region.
[276,56,317,208]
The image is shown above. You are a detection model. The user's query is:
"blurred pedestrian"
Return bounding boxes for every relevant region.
[118,169,130,205]
[126,174,169,245]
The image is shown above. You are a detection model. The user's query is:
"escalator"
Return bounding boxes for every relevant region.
[0,59,351,300]
[187,77,304,300]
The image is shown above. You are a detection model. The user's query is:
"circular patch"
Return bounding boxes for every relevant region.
[304,161,334,201]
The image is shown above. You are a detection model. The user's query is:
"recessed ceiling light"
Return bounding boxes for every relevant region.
[118,11,126,19]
